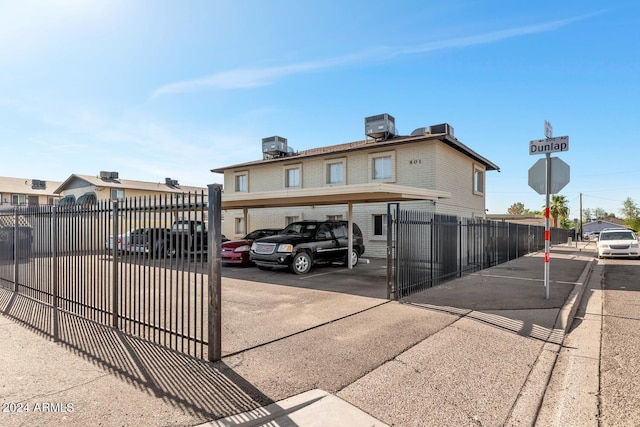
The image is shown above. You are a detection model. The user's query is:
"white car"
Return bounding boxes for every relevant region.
[596,228,640,259]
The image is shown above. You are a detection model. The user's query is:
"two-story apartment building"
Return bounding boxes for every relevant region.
[0,176,62,211]
[212,115,500,257]
[54,171,206,206]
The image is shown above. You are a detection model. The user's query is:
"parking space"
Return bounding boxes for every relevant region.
[221,257,388,299]
[219,257,390,355]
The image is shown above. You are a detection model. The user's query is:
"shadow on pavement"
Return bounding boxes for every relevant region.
[0,288,274,421]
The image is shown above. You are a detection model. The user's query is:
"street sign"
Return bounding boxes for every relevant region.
[544,120,553,138]
[529,135,569,155]
[528,157,570,194]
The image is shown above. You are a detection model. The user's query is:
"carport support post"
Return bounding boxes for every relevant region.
[348,203,353,269]
[208,184,223,362]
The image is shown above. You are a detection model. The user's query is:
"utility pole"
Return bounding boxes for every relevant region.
[579,193,583,240]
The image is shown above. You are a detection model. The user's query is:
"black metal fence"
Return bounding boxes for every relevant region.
[0,191,212,359]
[386,204,573,299]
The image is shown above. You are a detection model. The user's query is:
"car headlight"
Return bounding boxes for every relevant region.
[250,242,257,251]
[277,244,294,253]
[234,245,250,252]
[631,242,639,248]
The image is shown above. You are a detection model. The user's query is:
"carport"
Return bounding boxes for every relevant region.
[206,182,450,360]
[218,182,451,269]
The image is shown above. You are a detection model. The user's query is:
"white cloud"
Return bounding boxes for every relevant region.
[153,13,597,97]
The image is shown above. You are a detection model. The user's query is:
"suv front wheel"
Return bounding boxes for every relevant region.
[290,252,312,275]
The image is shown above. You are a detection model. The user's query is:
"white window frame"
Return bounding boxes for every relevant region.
[372,214,388,239]
[111,189,125,200]
[12,194,27,206]
[284,164,302,188]
[473,165,485,196]
[326,214,343,220]
[285,215,300,225]
[368,151,396,182]
[323,157,346,186]
[234,217,246,235]
[234,171,248,193]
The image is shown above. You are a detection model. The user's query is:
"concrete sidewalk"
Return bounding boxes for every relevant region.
[0,243,595,426]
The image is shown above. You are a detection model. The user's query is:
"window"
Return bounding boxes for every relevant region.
[111,189,125,200]
[285,166,301,188]
[326,163,343,184]
[12,194,26,205]
[76,192,97,206]
[324,158,346,185]
[234,217,246,234]
[373,214,387,236]
[327,214,343,220]
[473,166,485,195]
[285,216,299,225]
[234,172,248,192]
[368,151,395,182]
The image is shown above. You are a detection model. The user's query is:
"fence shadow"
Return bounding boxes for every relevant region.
[0,287,274,421]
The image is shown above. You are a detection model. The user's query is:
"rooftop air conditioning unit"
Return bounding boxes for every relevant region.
[262,136,288,158]
[365,113,396,140]
[99,171,119,179]
[165,178,179,186]
[31,179,46,189]
[429,123,454,137]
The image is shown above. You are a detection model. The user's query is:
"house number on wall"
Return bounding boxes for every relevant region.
[409,159,422,165]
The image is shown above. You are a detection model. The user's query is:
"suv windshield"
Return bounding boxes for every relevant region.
[599,230,636,241]
[282,223,317,236]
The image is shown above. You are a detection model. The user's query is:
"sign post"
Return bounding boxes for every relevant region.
[528,121,570,299]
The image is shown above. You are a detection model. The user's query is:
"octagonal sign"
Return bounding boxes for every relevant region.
[528,157,570,195]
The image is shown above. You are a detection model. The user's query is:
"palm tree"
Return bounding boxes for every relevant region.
[548,195,569,228]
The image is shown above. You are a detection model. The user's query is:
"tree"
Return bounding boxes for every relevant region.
[583,208,592,222]
[594,208,609,219]
[508,202,525,215]
[620,197,640,231]
[548,195,570,228]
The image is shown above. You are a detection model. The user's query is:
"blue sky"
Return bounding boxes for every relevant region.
[2,1,639,219]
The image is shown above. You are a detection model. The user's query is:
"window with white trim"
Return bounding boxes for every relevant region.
[327,214,343,220]
[285,166,301,188]
[285,216,299,225]
[111,189,125,200]
[234,171,248,192]
[324,158,346,185]
[373,214,387,236]
[234,217,246,234]
[368,151,395,182]
[473,166,485,195]
[12,194,26,205]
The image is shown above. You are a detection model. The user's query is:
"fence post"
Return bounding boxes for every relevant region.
[111,201,119,328]
[208,184,223,362]
[51,206,58,308]
[12,207,18,291]
[458,220,462,278]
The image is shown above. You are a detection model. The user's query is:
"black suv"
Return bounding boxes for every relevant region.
[249,220,365,274]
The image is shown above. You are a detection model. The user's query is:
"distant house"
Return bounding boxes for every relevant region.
[0,176,63,210]
[54,171,207,206]
[211,115,500,257]
[582,217,630,234]
[485,214,546,226]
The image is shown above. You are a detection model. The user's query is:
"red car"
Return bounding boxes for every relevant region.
[221,229,282,265]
